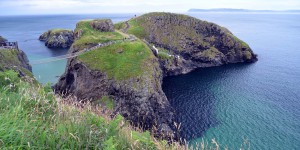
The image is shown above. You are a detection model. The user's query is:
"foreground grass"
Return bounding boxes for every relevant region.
[0,70,184,149]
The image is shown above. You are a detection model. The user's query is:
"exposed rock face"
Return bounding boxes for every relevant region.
[39,29,74,48]
[55,53,176,140]
[127,12,258,76]
[90,19,114,32]
[0,36,32,76]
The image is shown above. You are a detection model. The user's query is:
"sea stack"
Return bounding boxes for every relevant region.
[39,29,74,48]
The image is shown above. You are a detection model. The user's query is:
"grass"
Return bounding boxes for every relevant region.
[78,40,152,81]
[73,20,124,50]
[127,19,147,39]
[94,96,115,110]
[0,70,188,150]
[114,22,126,30]
[0,49,25,71]
[50,29,72,34]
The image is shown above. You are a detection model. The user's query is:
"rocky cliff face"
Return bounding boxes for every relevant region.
[122,12,257,76]
[55,57,175,139]
[39,29,74,48]
[0,36,32,76]
[54,19,177,139]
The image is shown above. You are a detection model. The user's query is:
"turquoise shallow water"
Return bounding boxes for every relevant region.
[1,13,300,149]
[0,14,133,84]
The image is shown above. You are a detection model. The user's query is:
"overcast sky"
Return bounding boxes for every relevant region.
[0,0,300,15]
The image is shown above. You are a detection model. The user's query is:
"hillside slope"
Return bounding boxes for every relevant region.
[116,12,257,76]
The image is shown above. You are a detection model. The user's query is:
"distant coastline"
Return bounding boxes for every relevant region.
[188,8,300,13]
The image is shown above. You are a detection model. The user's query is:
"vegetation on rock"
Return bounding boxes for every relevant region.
[56,12,258,143]
[39,29,74,48]
[116,12,257,76]
[0,48,32,77]
[78,40,153,81]
[72,20,124,51]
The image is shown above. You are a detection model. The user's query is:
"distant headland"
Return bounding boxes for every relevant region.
[188,8,300,13]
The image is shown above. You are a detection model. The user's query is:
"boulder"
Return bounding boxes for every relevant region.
[90,19,114,32]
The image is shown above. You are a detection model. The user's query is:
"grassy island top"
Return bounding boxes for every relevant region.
[73,20,124,50]
[73,19,156,81]
[78,40,153,81]
[50,29,73,33]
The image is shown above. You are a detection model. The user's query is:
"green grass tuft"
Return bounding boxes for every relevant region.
[78,40,152,81]
[127,19,147,39]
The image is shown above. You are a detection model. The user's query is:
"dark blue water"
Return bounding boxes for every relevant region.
[163,13,300,149]
[1,13,299,149]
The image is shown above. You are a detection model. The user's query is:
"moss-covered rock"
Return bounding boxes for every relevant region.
[118,12,258,76]
[39,29,74,48]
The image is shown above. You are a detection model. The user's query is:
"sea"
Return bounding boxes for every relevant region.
[0,12,299,149]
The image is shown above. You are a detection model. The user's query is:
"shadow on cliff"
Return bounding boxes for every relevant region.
[162,63,256,140]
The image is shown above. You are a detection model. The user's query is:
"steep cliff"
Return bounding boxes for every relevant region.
[54,19,176,139]
[116,12,257,76]
[0,36,32,77]
[39,29,74,48]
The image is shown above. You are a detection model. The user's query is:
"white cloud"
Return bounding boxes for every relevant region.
[0,0,299,15]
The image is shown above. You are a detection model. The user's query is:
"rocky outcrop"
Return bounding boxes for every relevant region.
[90,19,114,32]
[0,37,32,76]
[39,29,74,48]
[55,57,176,139]
[55,12,258,141]
[125,12,258,76]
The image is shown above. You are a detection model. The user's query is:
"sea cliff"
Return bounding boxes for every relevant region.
[54,12,257,140]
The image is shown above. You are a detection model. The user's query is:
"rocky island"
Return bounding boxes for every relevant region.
[52,12,257,140]
[39,29,74,48]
